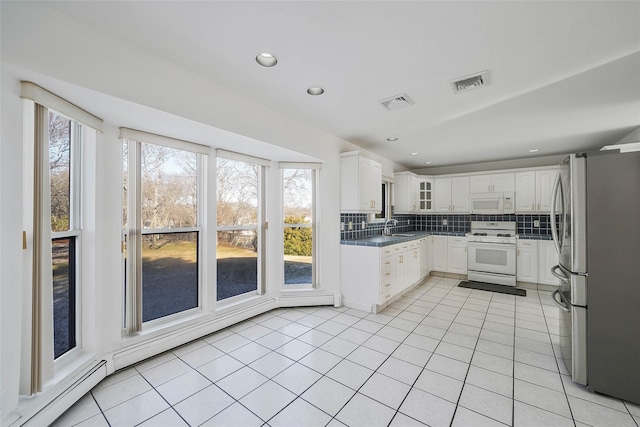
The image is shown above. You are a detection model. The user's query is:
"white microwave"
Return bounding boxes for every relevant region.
[470,192,515,214]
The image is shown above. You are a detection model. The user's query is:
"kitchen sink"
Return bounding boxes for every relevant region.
[391,233,416,237]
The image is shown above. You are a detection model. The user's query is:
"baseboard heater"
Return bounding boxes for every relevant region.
[21,360,107,427]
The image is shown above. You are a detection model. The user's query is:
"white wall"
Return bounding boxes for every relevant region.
[0,2,405,424]
[1,64,26,426]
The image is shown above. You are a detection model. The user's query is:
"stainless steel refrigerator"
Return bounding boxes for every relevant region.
[550,150,640,404]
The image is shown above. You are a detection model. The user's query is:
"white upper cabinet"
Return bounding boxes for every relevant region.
[393,171,419,213]
[515,169,558,213]
[418,178,434,212]
[451,177,470,212]
[434,178,452,212]
[435,177,469,213]
[340,152,382,213]
[536,170,557,212]
[470,173,515,193]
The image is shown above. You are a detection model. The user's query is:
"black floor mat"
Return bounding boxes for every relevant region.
[458,280,527,296]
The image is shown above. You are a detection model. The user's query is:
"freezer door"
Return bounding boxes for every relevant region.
[558,301,587,385]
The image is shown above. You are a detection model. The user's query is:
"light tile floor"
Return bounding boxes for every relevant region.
[53,277,640,427]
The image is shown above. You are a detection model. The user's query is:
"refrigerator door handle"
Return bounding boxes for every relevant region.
[551,264,569,283]
[552,289,571,312]
[550,173,561,254]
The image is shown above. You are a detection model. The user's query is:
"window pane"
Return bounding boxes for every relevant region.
[141,144,197,229]
[49,112,71,232]
[142,232,198,322]
[216,158,258,226]
[283,169,312,222]
[283,169,313,286]
[283,227,312,285]
[52,237,76,358]
[217,230,257,300]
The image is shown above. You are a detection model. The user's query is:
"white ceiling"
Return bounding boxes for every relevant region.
[11,1,640,169]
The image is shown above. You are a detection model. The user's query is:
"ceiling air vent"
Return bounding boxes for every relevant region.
[378,93,414,111]
[450,70,489,94]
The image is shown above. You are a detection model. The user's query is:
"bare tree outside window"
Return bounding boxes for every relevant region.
[216,158,260,300]
[49,112,76,359]
[124,142,200,323]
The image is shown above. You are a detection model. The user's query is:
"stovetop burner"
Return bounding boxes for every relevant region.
[467,221,517,244]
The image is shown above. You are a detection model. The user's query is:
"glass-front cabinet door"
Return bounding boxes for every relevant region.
[418,179,434,212]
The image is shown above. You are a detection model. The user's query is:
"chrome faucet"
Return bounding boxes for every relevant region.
[384,218,398,236]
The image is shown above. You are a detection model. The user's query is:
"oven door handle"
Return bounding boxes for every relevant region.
[552,289,571,312]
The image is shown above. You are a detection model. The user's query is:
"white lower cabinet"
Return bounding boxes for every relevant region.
[432,236,448,271]
[341,239,426,312]
[516,239,539,283]
[419,237,432,278]
[515,238,559,286]
[430,235,468,274]
[538,239,560,285]
[447,236,468,274]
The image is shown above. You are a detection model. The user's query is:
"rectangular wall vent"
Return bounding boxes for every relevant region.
[378,93,414,111]
[451,70,489,93]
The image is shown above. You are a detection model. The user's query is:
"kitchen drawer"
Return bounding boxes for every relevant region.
[379,287,397,305]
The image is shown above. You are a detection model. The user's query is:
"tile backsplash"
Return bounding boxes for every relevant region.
[340,212,553,240]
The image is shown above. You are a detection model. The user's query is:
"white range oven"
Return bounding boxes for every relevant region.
[467,221,517,286]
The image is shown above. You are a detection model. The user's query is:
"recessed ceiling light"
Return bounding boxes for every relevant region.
[410,152,419,156]
[256,52,278,67]
[386,137,398,142]
[424,161,432,165]
[528,149,540,153]
[307,87,325,96]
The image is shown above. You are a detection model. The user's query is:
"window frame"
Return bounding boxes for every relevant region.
[51,114,82,364]
[215,154,266,302]
[122,137,206,334]
[280,164,320,289]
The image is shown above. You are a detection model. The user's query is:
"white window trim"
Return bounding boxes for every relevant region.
[281,167,319,289]
[214,156,267,302]
[122,136,207,334]
[20,81,103,132]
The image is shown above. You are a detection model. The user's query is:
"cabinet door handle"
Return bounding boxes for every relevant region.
[385,272,391,276]
[385,261,391,265]
[385,283,391,287]
[517,249,520,256]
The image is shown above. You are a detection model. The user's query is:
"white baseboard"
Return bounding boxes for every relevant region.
[341,298,374,313]
[278,292,335,307]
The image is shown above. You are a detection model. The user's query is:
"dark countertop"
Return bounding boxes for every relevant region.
[517,234,553,240]
[340,231,467,247]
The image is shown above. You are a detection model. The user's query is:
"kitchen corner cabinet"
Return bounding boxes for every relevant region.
[341,240,424,313]
[538,240,560,286]
[394,171,419,213]
[434,177,470,213]
[340,152,382,213]
[516,239,538,283]
[515,169,558,213]
[469,173,515,193]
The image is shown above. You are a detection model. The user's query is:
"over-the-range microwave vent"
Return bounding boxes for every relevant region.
[451,70,489,93]
[378,93,414,111]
